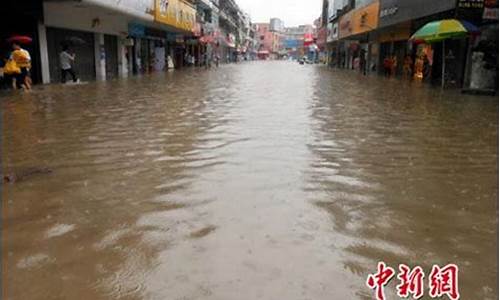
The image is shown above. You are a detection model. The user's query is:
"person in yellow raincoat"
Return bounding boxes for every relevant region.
[3,55,21,89]
[10,43,32,90]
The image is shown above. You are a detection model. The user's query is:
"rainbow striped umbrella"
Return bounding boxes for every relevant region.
[410,19,479,88]
[410,19,479,43]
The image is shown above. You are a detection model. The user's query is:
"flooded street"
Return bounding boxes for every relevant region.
[2,61,498,299]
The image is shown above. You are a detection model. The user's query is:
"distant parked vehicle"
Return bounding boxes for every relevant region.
[299,56,311,65]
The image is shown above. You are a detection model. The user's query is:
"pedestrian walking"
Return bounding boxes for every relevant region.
[60,45,78,83]
[390,54,398,77]
[203,52,207,69]
[383,56,392,77]
[359,49,367,75]
[7,42,31,90]
[403,54,413,80]
[0,57,6,89]
[10,43,32,90]
[422,54,431,82]
[214,54,220,68]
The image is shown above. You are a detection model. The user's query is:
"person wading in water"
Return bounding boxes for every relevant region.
[60,45,78,83]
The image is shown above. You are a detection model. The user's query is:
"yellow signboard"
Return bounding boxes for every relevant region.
[339,1,380,38]
[351,1,379,35]
[155,0,196,32]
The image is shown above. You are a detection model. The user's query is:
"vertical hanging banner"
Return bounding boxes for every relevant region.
[483,0,499,20]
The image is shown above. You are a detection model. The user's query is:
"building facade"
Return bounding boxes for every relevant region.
[270,18,285,33]
[0,0,254,86]
[322,0,498,91]
[283,25,315,59]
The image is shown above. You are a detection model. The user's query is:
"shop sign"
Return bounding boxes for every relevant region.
[483,7,499,18]
[128,23,146,37]
[350,1,379,36]
[380,6,398,18]
[339,11,353,38]
[376,23,411,43]
[226,33,236,48]
[154,0,196,32]
[327,22,339,42]
[283,39,300,48]
[332,22,339,40]
[317,27,328,47]
[336,1,379,38]
[457,0,484,9]
[378,0,456,28]
[483,0,499,19]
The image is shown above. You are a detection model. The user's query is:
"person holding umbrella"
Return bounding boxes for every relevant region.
[10,42,32,90]
[60,45,78,83]
[410,19,479,88]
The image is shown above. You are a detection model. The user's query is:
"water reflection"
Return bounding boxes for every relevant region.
[2,62,498,300]
[307,67,498,299]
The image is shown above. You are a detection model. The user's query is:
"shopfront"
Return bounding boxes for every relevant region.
[154,0,196,68]
[379,0,456,29]
[375,22,412,75]
[463,0,499,92]
[354,1,380,73]
[43,0,157,82]
[46,27,96,82]
[377,0,457,80]
[338,1,380,71]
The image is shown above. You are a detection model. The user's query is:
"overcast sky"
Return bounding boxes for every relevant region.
[236,0,322,27]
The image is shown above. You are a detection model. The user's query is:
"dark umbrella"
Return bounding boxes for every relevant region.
[64,36,86,46]
[7,35,32,44]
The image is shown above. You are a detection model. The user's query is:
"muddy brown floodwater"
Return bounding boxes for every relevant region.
[1,61,498,300]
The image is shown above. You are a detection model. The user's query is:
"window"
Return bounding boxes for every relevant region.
[204,9,212,23]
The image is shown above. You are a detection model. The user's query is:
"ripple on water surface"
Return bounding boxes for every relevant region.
[2,62,498,300]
